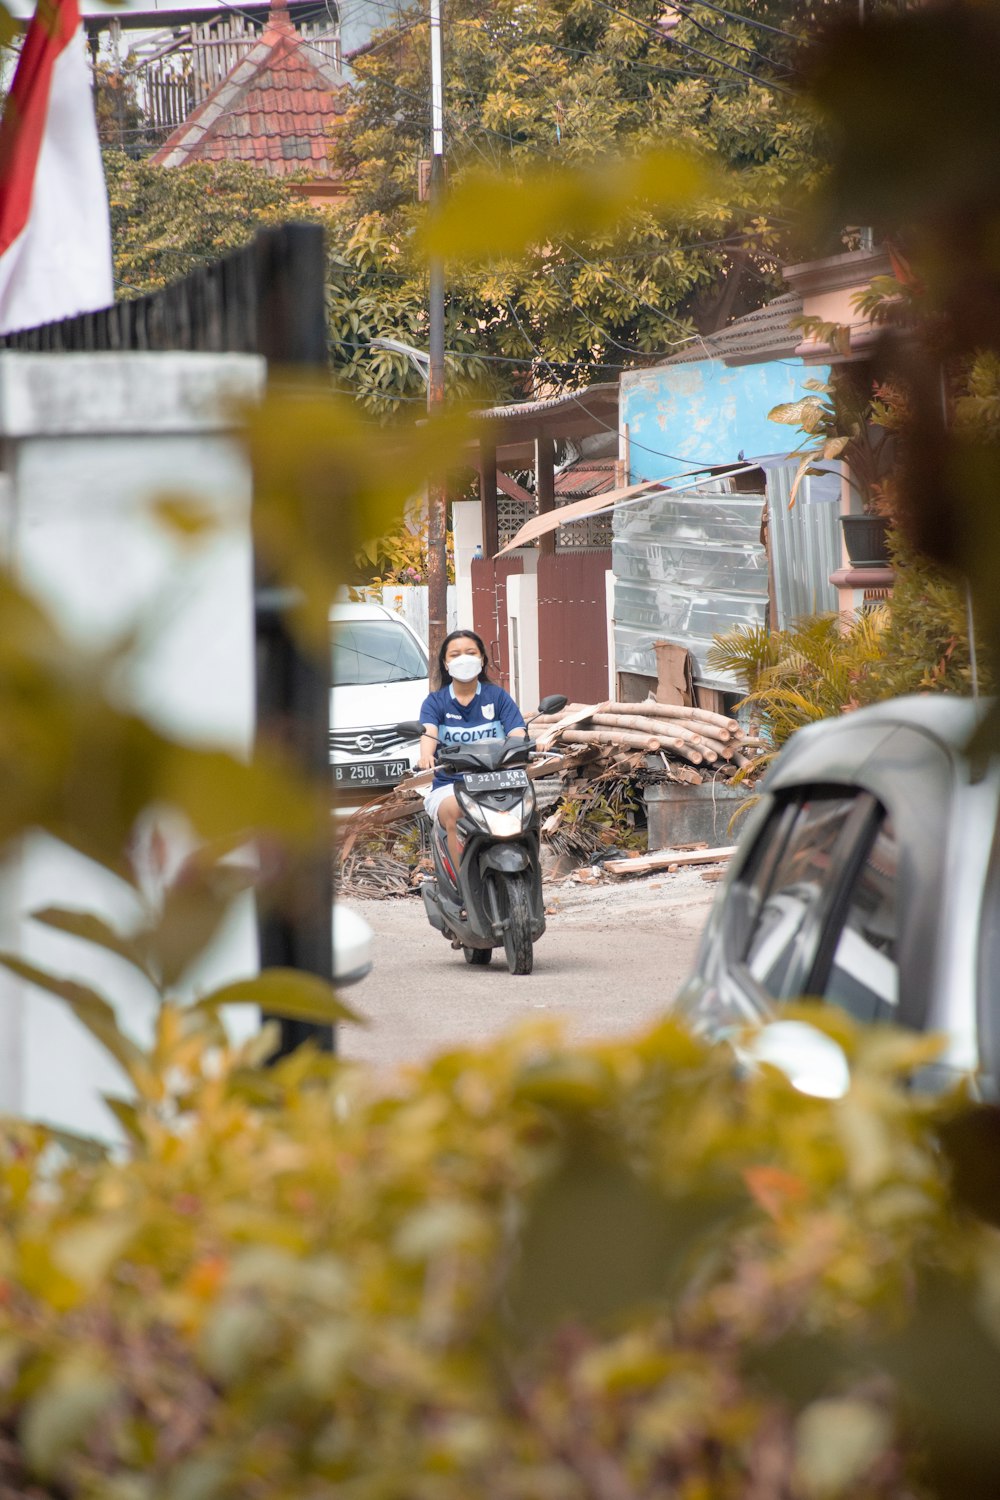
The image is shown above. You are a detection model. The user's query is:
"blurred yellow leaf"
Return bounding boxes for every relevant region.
[151,492,224,544]
[794,1398,891,1498]
[506,1139,741,1339]
[0,955,143,1080]
[394,1201,490,1262]
[21,1361,119,1477]
[143,853,257,990]
[248,380,473,651]
[199,1302,277,1384]
[513,1052,617,1110]
[422,148,714,263]
[30,906,151,980]
[51,1217,137,1290]
[196,967,364,1025]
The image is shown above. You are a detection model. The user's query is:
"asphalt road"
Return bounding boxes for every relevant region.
[338,867,718,1071]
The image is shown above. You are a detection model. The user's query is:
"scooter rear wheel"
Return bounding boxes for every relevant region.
[463,946,492,965]
[501,873,534,975]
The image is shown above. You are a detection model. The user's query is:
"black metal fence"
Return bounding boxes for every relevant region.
[0,221,327,365]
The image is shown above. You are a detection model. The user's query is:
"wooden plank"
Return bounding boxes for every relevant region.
[496,469,535,506]
[534,701,607,749]
[562,728,659,752]
[603,845,737,876]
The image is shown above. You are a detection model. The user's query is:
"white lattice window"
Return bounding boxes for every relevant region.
[498,496,535,550]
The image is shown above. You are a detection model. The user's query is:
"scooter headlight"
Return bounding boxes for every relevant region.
[482,807,524,837]
[456,786,490,832]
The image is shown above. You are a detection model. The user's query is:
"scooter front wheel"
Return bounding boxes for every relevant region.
[463,946,492,966]
[501,873,534,976]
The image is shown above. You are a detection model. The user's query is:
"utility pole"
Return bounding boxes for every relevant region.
[426,0,448,664]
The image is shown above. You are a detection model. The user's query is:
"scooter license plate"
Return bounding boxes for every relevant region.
[334,759,409,785]
[463,768,529,792]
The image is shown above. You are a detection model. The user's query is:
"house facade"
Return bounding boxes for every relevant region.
[613,248,893,702]
[150,0,348,204]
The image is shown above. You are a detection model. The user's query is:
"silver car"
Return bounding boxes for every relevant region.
[677,696,999,1094]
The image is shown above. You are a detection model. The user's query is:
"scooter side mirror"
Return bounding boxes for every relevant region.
[536,694,568,716]
[395,721,426,741]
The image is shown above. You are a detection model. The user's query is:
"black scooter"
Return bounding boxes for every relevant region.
[397,695,567,974]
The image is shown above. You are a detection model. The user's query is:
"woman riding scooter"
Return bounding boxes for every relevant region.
[418,630,526,870]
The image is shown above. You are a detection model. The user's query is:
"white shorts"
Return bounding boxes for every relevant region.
[424,783,457,822]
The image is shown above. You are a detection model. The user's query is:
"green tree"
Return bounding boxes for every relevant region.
[326,0,826,410]
[103,150,319,297]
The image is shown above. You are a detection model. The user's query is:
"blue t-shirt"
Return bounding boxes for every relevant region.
[420,681,526,789]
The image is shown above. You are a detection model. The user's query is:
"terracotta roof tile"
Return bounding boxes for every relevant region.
[554,461,617,500]
[151,18,346,181]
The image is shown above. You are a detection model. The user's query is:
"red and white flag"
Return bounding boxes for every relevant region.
[0,0,113,334]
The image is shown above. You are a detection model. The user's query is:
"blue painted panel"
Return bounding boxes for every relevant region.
[620,357,832,483]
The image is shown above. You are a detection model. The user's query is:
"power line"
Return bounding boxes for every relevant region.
[501,294,728,469]
[337,338,635,370]
[685,0,808,45]
[671,2,799,76]
[583,0,799,94]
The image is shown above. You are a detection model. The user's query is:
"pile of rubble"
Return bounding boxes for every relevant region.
[335,697,766,899]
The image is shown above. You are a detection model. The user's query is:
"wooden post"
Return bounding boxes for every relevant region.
[536,434,556,558]
[479,438,499,557]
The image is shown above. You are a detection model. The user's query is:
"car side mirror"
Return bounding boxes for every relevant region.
[537,694,568,716]
[744,1020,850,1099]
[332,902,373,986]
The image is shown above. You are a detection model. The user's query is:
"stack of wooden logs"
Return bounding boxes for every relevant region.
[532,700,763,771]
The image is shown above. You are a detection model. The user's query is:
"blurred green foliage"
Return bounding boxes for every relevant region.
[1,1003,999,1500]
[805,0,1000,734]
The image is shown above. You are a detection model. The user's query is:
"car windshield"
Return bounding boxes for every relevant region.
[332,620,427,686]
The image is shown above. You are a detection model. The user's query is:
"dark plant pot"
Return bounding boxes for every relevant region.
[840,514,890,567]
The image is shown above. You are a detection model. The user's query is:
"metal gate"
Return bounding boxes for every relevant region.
[471,555,524,691]
[537,549,611,704]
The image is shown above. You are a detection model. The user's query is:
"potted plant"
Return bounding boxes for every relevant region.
[769,373,895,566]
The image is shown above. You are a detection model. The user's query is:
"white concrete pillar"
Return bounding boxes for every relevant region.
[506,572,539,713]
[605,570,617,699]
[452,499,483,632]
[0,352,265,1139]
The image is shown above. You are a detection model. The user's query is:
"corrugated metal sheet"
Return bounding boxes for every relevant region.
[612,478,768,691]
[765,464,842,626]
[661,293,804,367]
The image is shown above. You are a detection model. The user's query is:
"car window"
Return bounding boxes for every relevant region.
[742,792,861,1000]
[822,816,899,1023]
[332,621,427,686]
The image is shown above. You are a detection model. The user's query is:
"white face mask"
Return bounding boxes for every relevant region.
[447,652,482,683]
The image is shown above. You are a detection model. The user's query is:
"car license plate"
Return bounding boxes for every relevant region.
[463,768,529,792]
[334,759,409,786]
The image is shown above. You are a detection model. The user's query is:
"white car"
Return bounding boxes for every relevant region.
[330,601,430,801]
